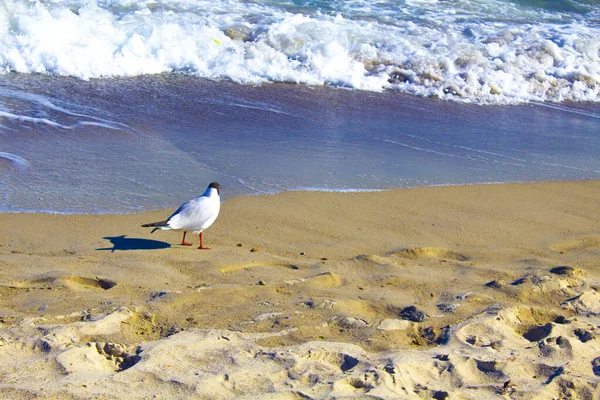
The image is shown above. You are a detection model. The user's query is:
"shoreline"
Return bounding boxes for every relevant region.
[2,178,599,215]
[1,180,599,398]
[2,73,600,214]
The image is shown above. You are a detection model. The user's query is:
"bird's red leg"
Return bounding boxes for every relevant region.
[198,231,210,250]
[181,231,192,246]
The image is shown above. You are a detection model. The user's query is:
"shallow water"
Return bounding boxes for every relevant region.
[1,74,599,213]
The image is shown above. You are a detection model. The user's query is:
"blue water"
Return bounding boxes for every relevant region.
[1,73,599,213]
[1,0,599,212]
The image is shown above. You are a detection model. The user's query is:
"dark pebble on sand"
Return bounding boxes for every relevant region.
[550,266,574,275]
[592,357,600,376]
[437,303,459,313]
[432,391,449,400]
[523,323,552,342]
[486,279,504,288]
[574,328,594,343]
[556,336,569,347]
[97,278,117,290]
[150,291,169,300]
[399,305,426,322]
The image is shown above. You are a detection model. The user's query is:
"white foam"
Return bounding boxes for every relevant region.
[0,110,65,128]
[0,0,599,104]
[288,187,386,194]
[0,88,130,131]
[0,151,29,168]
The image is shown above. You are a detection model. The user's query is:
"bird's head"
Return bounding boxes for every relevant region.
[208,182,222,195]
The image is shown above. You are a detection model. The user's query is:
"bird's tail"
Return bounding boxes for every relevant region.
[142,220,169,234]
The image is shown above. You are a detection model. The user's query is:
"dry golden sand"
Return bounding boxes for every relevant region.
[0,181,599,399]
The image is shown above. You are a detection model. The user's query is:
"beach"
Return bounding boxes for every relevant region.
[1,1,600,398]
[1,180,599,398]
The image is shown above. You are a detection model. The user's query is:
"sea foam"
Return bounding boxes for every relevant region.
[0,0,599,103]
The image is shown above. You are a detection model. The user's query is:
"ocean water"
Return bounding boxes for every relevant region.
[1,0,599,103]
[0,0,599,213]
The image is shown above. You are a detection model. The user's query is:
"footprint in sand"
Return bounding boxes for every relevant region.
[8,274,117,291]
[550,235,600,253]
[455,305,560,348]
[219,263,299,274]
[270,271,343,288]
[305,350,360,372]
[393,247,468,261]
[506,266,586,297]
[56,341,140,375]
[301,272,343,288]
[562,290,600,315]
[219,263,343,289]
[522,323,553,342]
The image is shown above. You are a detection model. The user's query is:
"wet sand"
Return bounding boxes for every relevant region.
[0,181,599,399]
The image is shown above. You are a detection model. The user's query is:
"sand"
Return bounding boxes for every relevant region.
[0,181,599,399]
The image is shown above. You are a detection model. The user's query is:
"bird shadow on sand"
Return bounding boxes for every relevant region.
[97,235,171,252]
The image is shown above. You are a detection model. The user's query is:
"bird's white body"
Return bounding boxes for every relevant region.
[142,182,222,249]
[158,185,220,233]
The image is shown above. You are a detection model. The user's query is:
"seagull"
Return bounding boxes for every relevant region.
[142,182,221,249]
